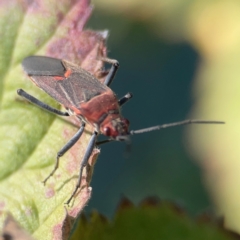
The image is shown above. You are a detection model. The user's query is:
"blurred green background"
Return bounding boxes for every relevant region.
[81,0,240,233]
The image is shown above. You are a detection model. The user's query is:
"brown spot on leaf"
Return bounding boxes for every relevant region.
[0,201,6,211]
[45,186,55,199]
[46,0,108,83]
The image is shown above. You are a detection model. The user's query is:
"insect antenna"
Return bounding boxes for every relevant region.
[130,120,225,135]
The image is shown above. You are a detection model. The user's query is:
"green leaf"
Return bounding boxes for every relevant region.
[0,0,107,239]
[71,198,238,240]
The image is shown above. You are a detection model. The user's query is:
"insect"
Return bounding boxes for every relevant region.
[17,56,224,204]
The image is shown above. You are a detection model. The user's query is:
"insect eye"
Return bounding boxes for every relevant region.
[122,118,130,126]
[103,127,111,136]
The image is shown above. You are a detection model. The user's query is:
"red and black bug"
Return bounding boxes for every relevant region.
[17,56,224,204]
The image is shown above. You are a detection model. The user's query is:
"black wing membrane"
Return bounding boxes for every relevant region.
[22,56,66,76]
[23,57,109,109]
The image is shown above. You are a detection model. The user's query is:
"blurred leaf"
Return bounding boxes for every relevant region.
[71,197,238,240]
[93,0,240,234]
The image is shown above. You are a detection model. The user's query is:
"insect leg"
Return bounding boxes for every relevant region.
[96,139,113,146]
[17,89,69,116]
[101,57,119,86]
[118,92,133,106]
[42,123,86,185]
[65,131,98,205]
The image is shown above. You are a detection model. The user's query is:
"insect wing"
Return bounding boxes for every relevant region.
[22,56,66,76]
[23,57,109,110]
